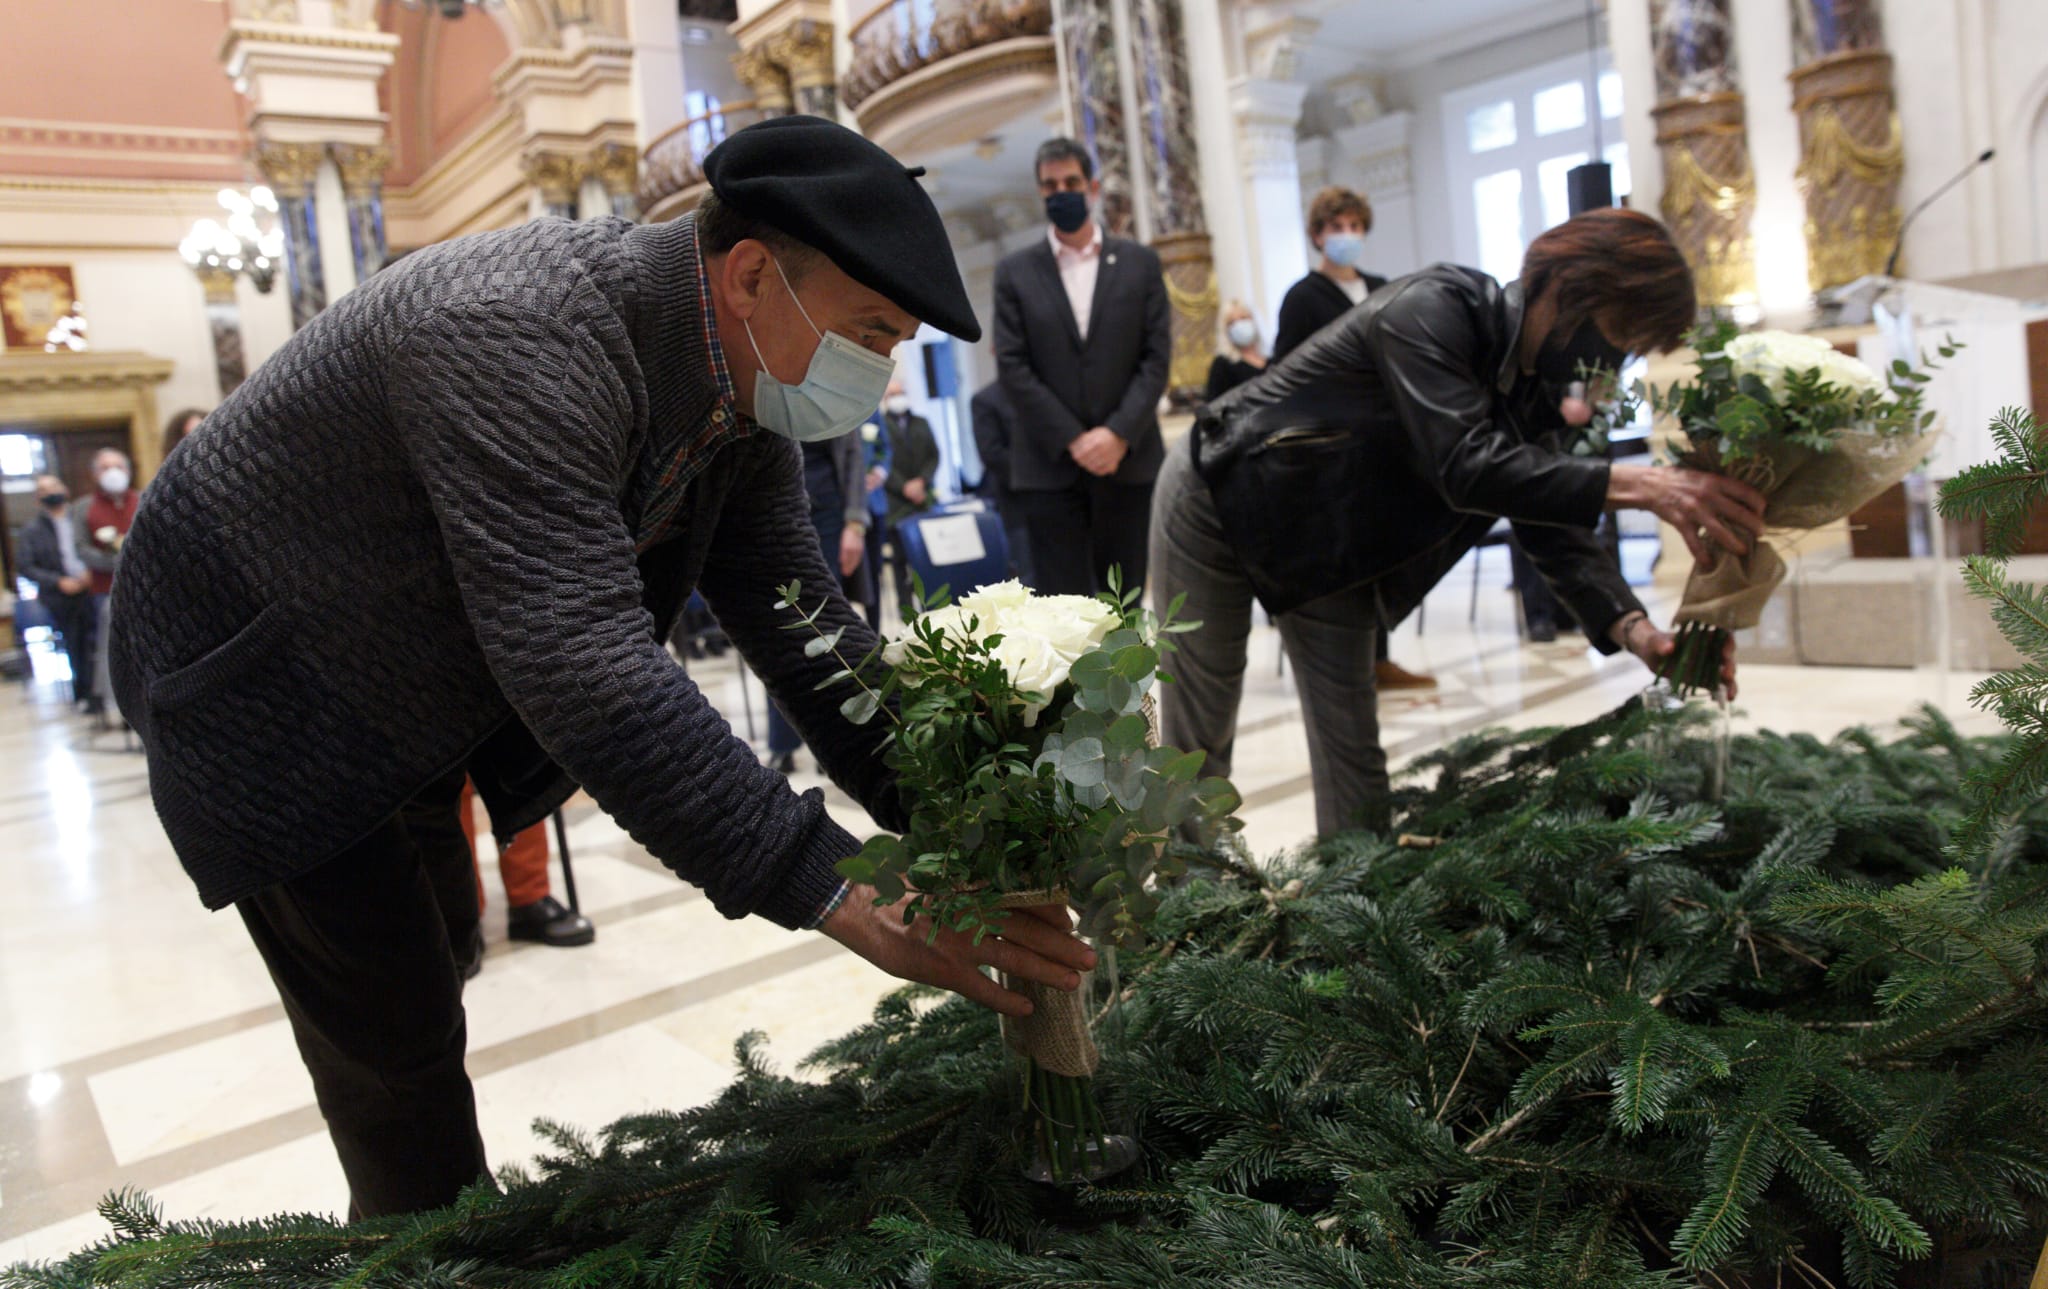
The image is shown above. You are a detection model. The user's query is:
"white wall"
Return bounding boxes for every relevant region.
[1382,14,1587,269]
[1887,0,2048,279]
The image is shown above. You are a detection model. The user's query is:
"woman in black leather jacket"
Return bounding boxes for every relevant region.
[1150,208,1764,836]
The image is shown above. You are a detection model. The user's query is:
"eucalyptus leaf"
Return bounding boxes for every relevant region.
[841,689,882,726]
[1060,737,1107,788]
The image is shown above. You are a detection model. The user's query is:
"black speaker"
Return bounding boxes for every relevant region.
[1565,161,1614,216]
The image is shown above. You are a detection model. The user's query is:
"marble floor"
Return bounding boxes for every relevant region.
[0,554,2000,1266]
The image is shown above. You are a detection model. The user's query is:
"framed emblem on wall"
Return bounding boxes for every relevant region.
[0,265,81,351]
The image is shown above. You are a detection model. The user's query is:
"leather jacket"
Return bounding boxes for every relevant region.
[1191,263,1640,646]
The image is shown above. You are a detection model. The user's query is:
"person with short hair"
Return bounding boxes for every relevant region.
[1152,208,1765,838]
[76,445,139,720]
[111,116,1096,1220]
[161,408,207,462]
[18,474,96,711]
[1271,186,1387,362]
[992,136,1171,596]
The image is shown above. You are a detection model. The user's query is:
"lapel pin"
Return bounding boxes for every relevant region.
[1107,254,1117,266]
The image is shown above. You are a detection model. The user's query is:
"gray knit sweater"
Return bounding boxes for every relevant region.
[110,214,895,929]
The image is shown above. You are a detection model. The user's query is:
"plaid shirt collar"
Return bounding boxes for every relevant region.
[631,243,752,552]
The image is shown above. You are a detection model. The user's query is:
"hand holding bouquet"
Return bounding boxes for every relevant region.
[1643,322,1949,696]
[779,574,1241,1180]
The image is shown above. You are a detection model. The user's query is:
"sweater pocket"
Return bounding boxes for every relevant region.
[147,601,291,713]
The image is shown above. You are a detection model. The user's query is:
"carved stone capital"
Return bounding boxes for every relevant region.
[331,142,392,196]
[194,265,241,305]
[731,45,794,111]
[588,140,639,198]
[1326,71,1388,127]
[1241,15,1318,83]
[254,140,326,191]
[766,19,836,89]
[521,149,585,205]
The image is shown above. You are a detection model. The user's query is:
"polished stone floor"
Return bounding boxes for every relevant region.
[0,554,1997,1265]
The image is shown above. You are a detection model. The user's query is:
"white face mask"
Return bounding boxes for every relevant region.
[99,467,131,495]
[883,395,911,417]
[742,256,897,443]
[1226,319,1258,350]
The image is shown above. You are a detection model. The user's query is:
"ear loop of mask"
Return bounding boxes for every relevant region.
[741,254,821,381]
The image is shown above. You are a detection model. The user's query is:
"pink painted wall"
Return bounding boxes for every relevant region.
[0,0,245,179]
[383,5,509,188]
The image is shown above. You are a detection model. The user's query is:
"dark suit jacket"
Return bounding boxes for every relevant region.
[881,412,939,529]
[1271,269,1390,362]
[992,233,1172,490]
[970,381,1014,502]
[17,513,76,595]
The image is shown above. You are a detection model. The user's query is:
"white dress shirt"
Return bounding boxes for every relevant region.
[1049,223,1103,342]
[1338,275,1368,305]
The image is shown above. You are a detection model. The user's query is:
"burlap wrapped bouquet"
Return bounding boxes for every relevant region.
[1649,325,1948,695]
[779,575,1240,1181]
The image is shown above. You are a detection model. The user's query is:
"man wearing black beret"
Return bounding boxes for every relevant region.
[110,115,1096,1219]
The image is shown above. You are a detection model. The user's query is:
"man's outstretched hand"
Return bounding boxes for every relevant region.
[822,886,1096,1016]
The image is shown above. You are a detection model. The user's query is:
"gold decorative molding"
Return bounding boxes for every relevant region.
[588,140,637,198]
[194,265,240,304]
[1653,93,1758,309]
[0,350,175,483]
[1791,48,1903,288]
[331,142,393,196]
[1153,231,1218,403]
[255,140,326,190]
[520,149,584,205]
[765,20,836,90]
[731,46,794,113]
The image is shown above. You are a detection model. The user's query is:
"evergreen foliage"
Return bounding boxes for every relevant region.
[11,701,2048,1288]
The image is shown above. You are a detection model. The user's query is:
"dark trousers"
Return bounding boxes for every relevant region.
[41,588,95,700]
[1011,476,1154,598]
[236,766,489,1219]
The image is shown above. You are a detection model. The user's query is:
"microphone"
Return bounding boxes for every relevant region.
[1885,148,1995,278]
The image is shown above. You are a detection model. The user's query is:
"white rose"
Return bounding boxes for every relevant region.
[955,579,1032,620]
[1725,330,1883,400]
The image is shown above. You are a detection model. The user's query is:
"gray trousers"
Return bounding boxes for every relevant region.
[1148,440,1389,837]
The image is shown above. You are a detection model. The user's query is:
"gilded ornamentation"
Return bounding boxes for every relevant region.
[0,265,78,351]
[844,0,1052,112]
[589,141,638,198]
[1653,94,1758,309]
[194,265,240,305]
[255,140,325,191]
[1791,49,1902,287]
[331,143,392,196]
[1154,231,1217,403]
[521,150,584,206]
[731,46,794,114]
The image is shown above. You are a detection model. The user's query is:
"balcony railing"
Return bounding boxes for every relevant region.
[639,101,767,221]
[842,0,1052,113]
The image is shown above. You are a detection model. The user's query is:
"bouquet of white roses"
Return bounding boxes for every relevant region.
[777,574,1240,1181]
[1645,321,1949,695]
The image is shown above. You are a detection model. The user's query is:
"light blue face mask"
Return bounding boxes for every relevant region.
[744,256,897,443]
[1321,233,1366,269]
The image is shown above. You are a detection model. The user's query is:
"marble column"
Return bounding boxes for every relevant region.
[523,150,583,221]
[332,143,391,283]
[1054,0,1135,237]
[195,266,247,398]
[1788,0,1901,287]
[771,21,838,120]
[590,142,640,221]
[256,141,327,331]
[1649,0,1758,310]
[1129,0,1214,401]
[1230,77,1308,342]
[732,45,794,118]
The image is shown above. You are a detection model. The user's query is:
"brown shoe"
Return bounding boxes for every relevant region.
[1376,660,1438,690]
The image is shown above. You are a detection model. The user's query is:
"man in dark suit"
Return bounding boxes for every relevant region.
[879,378,940,610]
[19,474,98,711]
[993,137,1171,597]
[970,378,1033,584]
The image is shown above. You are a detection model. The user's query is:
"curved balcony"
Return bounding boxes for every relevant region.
[639,101,768,223]
[844,0,1057,157]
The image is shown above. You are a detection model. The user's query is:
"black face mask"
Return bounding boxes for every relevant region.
[39,492,67,510]
[1534,317,1627,405]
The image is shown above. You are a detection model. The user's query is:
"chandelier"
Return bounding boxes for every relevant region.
[179,187,287,294]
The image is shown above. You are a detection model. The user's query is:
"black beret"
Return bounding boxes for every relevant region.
[703,116,981,342]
